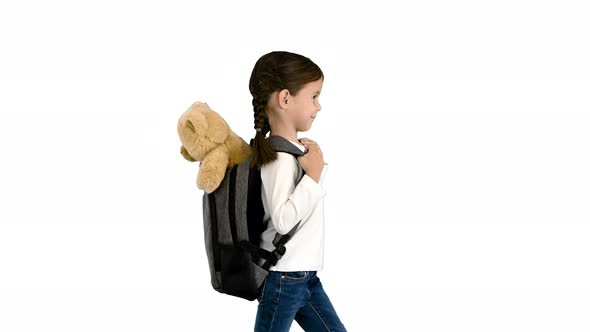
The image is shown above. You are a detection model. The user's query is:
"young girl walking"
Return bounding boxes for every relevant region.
[249,51,347,332]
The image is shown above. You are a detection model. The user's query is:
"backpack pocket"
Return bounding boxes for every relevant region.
[218,244,262,301]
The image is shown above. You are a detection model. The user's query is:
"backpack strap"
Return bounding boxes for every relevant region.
[266,135,306,157]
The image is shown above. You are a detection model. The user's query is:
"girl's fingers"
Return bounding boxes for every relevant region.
[299,138,320,151]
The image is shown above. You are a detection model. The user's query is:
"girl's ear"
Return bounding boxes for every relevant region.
[274,89,290,109]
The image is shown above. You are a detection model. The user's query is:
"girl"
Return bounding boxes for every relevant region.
[249,51,347,332]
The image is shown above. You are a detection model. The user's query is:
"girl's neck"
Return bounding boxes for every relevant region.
[269,130,298,143]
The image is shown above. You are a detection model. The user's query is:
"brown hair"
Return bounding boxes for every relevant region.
[249,51,324,169]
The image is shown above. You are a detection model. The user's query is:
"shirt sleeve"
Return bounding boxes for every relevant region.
[260,152,327,235]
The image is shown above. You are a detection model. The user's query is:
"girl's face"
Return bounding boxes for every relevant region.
[288,78,323,132]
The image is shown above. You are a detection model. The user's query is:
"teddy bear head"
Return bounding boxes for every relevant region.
[177,101,230,162]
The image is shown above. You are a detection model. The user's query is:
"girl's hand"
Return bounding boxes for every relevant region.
[297,138,324,183]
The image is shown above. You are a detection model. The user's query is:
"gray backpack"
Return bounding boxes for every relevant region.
[202,135,305,300]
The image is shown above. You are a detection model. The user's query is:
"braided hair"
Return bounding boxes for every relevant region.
[248,51,324,169]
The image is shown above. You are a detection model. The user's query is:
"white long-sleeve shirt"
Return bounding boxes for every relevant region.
[259,139,328,272]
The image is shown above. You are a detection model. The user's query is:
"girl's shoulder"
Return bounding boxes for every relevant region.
[260,152,299,177]
[262,152,297,169]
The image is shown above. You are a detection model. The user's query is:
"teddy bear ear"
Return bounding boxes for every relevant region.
[185,119,196,133]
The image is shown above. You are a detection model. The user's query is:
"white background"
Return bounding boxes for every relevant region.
[1,0,589,331]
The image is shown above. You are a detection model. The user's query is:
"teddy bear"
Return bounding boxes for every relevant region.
[177,101,252,193]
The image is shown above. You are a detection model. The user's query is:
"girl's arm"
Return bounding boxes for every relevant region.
[261,152,326,235]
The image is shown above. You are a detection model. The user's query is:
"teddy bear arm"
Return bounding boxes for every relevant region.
[197,146,230,193]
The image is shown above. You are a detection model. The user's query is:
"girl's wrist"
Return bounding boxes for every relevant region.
[306,171,321,183]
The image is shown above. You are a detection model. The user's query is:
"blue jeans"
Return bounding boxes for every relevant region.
[254,271,347,332]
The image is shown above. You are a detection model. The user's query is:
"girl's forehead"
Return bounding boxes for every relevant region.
[304,79,323,91]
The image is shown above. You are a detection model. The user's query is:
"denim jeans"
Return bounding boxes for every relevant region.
[254,271,347,332]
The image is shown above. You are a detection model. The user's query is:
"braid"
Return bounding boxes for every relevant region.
[253,98,267,132]
[250,94,276,169]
